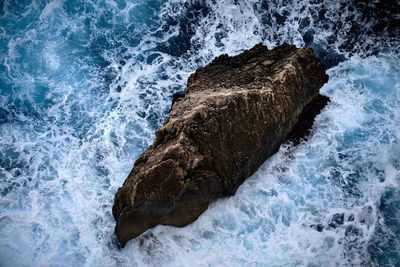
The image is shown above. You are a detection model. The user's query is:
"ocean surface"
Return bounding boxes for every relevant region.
[0,0,399,266]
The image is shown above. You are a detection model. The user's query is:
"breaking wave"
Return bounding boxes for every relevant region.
[0,0,399,266]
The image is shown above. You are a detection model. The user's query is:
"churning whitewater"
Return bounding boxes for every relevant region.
[0,0,399,266]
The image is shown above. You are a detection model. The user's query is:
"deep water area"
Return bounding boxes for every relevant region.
[0,0,399,266]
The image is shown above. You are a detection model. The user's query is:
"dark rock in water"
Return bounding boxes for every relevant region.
[285,94,330,146]
[302,29,315,45]
[112,43,329,247]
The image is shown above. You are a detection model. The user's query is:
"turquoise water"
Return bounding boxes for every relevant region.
[0,0,399,266]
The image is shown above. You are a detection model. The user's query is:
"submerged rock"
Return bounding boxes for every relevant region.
[113,43,329,247]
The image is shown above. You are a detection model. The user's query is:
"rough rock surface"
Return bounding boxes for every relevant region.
[113,43,329,247]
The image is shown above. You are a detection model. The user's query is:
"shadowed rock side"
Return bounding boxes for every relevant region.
[285,94,330,146]
[113,43,329,247]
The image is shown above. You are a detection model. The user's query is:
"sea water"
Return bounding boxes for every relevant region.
[0,0,399,266]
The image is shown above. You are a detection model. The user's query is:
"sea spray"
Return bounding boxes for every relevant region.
[0,0,399,266]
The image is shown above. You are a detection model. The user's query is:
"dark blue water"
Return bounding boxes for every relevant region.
[0,0,399,266]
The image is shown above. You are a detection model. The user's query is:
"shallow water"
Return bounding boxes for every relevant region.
[0,0,399,266]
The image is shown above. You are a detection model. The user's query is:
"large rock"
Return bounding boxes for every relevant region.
[113,43,329,247]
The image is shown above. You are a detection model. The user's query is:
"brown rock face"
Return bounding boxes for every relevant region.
[112,43,329,247]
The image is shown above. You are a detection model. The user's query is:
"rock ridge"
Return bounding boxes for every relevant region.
[113,43,329,247]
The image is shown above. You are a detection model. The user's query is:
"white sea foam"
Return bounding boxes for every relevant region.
[39,0,64,20]
[0,0,399,266]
